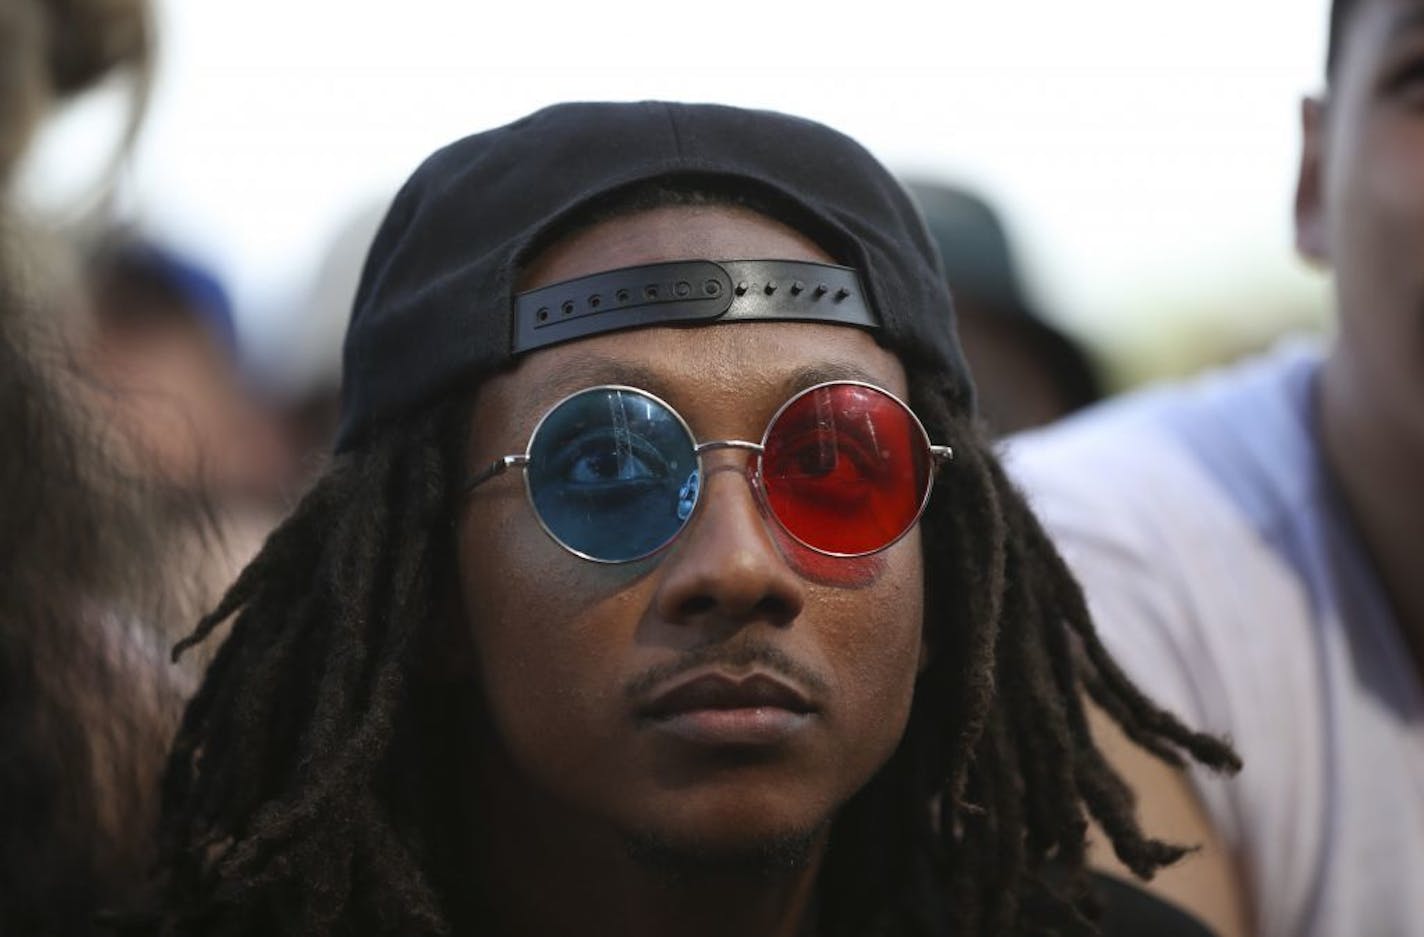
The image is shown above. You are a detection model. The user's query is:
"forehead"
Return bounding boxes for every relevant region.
[487,325,906,428]
[481,204,908,431]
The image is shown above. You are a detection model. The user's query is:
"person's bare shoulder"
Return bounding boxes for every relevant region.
[1085,701,1252,937]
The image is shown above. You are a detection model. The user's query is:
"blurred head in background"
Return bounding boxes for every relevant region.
[1298,0,1424,454]
[82,232,295,503]
[906,181,1102,437]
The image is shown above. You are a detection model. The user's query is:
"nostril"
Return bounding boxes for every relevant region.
[678,595,717,618]
[673,592,796,624]
[754,594,797,623]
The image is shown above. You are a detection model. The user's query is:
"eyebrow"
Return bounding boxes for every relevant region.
[778,362,891,393]
[526,355,892,412]
[528,356,672,404]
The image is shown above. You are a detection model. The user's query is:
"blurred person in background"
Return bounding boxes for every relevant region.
[1008,1,1424,935]
[0,0,198,932]
[77,232,300,649]
[906,181,1102,437]
[82,231,296,507]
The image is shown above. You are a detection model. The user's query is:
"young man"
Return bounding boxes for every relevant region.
[1009,2,1424,935]
[152,102,1235,936]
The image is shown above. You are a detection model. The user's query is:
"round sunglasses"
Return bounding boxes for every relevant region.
[464,380,954,563]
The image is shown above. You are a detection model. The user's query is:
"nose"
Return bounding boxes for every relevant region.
[653,455,806,626]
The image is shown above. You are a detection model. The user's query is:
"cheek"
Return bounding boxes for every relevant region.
[456,492,654,773]
[813,533,925,758]
[1368,118,1424,218]
[762,497,933,590]
[771,525,887,588]
[1335,121,1424,307]
[1333,124,1424,412]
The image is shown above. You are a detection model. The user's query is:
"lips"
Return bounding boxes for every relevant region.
[636,671,818,746]
[639,672,816,720]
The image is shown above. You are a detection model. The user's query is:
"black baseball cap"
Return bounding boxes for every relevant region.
[336,101,972,451]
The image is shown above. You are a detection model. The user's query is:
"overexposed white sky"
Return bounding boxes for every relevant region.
[19,0,1334,381]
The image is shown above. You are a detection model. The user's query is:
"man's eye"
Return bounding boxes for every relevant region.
[567,448,660,483]
[768,429,879,483]
[556,434,668,486]
[781,444,858,480]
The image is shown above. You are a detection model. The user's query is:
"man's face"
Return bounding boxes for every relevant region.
[455,204,925,862]
[1298,0,1424,439]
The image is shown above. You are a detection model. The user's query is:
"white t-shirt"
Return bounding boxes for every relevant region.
[1006,342,1424,937]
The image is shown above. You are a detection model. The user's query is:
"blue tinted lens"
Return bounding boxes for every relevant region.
[526,387,699,562]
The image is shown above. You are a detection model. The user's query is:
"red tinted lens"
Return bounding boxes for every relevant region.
[761,383,931,555]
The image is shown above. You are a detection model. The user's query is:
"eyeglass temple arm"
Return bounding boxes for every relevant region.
[464,454,530,494]
[930,445,955,468]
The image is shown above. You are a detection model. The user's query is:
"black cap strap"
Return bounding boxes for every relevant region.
[511,259,877,355]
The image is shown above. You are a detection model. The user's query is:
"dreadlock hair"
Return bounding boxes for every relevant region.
[151,184,1240,937]
[818,369,1240,937]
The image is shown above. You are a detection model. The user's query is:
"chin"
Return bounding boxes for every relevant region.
[615,782,838,876]
[622,818,828,878]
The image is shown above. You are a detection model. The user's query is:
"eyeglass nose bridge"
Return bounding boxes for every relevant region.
[695,439,764,457]
[681,438,777,542]
[691,438,767,493]
[695,437,766,476]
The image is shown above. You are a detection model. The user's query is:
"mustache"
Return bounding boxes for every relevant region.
[623,640,830,702]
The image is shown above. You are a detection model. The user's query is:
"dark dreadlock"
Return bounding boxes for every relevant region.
[818,370,1241,937]
[151,188,1239,937]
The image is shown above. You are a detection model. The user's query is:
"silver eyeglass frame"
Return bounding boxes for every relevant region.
[463,380,955,564]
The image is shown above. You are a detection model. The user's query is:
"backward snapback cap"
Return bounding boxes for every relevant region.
[335,100,973,452]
